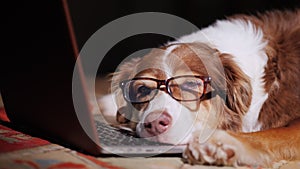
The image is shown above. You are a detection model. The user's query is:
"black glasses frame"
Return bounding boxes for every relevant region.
[119,75,212,104]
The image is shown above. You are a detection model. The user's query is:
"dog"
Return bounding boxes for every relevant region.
[100,9,300,167]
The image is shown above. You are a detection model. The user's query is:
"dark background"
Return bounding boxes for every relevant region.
[68,0,300,76]
[1,0,300,77]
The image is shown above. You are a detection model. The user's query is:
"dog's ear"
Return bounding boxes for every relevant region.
[110,57,142,92]
[112,57,142,82]
[110,57,142,127]
[219,53,252,115]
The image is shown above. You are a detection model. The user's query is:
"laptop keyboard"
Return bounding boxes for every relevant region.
[95,121,172,146]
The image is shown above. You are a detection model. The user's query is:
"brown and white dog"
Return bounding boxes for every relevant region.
[101,10,300,167]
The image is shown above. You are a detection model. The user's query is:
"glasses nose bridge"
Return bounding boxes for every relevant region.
[157,80,169,93]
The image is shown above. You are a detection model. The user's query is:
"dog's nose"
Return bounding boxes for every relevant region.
[143,111,172,136]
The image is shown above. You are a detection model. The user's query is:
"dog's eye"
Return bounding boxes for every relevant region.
[181,81,202,90]
[137,85,152,96]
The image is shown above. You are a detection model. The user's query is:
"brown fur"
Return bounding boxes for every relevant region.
[231,9,300,129]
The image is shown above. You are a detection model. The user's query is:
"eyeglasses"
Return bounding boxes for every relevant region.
[119,75,211,103]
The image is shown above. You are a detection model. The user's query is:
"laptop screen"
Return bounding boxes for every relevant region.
[0,0,101,155]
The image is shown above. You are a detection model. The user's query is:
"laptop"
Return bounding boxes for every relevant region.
[0,0,184,156]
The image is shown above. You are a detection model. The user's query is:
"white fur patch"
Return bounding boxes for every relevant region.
[173,19,269,132]
[162,44,179,78]
[98,93,118,117]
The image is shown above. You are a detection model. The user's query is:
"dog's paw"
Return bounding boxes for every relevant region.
[183,130,244,166]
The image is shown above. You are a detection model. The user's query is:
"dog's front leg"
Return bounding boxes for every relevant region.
[183,119,300,167]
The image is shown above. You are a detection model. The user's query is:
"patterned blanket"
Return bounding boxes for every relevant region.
[0,122,123,169]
